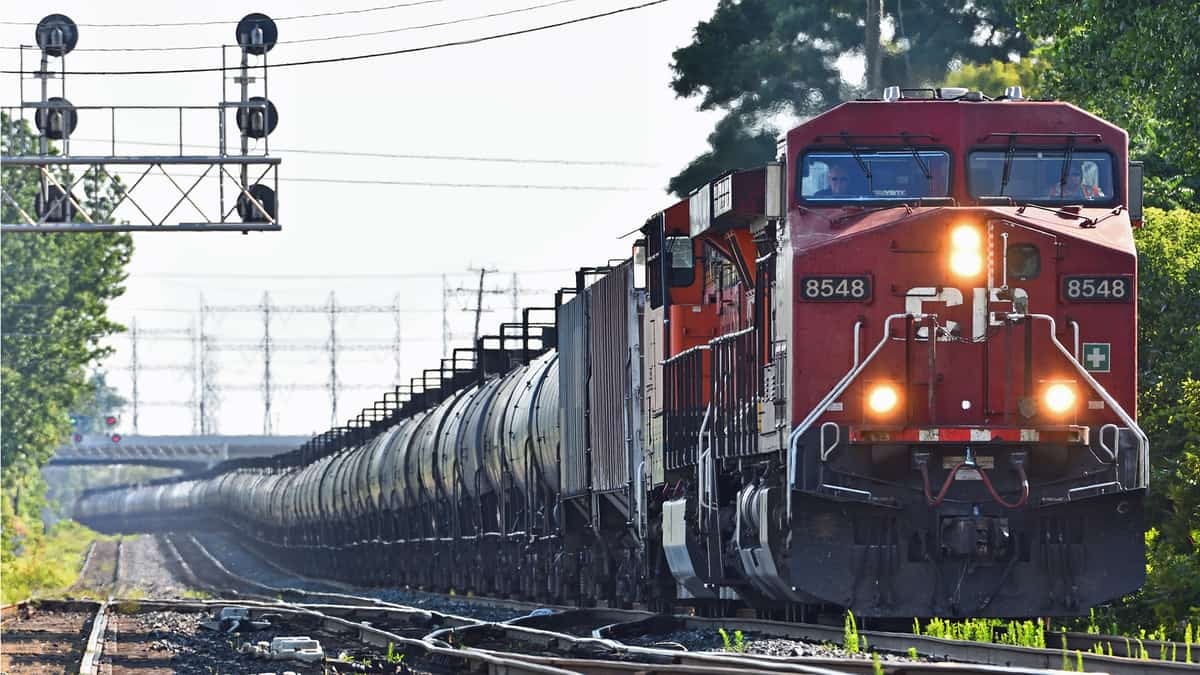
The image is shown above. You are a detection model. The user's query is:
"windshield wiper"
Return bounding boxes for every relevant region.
[900,132,932,190]
[840,132,873,192]
[1056,136,1077,196]
[999,134,1016,196]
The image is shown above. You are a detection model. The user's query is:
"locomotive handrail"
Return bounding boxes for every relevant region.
[787,316,906,520]
[697,403,716,512]
[1024,313,1149,487]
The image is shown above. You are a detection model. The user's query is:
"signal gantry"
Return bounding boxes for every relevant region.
[1,13,283,232]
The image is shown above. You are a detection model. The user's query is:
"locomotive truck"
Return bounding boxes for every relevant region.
[77,86,1148,618]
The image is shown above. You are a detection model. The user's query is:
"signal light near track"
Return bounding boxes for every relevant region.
[110,433,122,444]
[105,415,117,426]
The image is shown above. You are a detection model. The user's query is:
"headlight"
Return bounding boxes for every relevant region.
[951,225,982,250]
[950,249,983,276]
[868,384,900,414]
[1043,383,1076,414]
[949,225,983,277]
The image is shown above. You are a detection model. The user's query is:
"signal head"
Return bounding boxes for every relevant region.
[236,13,278,55]
[35,14,79,57]
[237,184,277,223]
[235,96,279,139]
[34,97,78,140]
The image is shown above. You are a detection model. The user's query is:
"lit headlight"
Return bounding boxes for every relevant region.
[949,225,983,277]
[868,384,900,414]
[951,225,982,250]
[950,249,983,276]
[1043,383,1076,414]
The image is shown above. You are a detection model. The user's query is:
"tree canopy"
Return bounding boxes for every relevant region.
[0,113,133,519]
[1013,0,1200,207]
[667,0,1029,196]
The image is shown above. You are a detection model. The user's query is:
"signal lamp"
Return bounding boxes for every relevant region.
[110,433,122,444]
[867,384,900,415]
[105,415,117,426]
[949,225,984,277]
[1043,383,1076,415]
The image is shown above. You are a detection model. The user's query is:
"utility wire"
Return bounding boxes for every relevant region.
[0,0,670,76]
[114,170,650,191]
[62,137,659,167]
[266,175,649,191]
[0,0,584,53]
[0,1,448,28]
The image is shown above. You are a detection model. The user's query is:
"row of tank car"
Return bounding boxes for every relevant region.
[79,265,644,604]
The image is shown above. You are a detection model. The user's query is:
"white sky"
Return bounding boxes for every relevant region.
[1,0,725,436]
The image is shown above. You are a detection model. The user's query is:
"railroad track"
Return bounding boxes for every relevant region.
[164,532,1161,675]
[70,536,124,596]
[0,599,107,674]
[198,533,1200,674]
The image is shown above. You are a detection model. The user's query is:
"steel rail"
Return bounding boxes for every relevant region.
[173,535,1137,675]
[78,600,109,675]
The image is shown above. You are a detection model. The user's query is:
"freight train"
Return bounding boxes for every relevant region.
[77,86,1149,618]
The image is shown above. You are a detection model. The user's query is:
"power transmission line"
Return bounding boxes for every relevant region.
[0,1,671,76]
[101,170,650,192]
[62,137,658,167]
[0,1,448,27]
[0,0,585,52]
[265,175,650,191]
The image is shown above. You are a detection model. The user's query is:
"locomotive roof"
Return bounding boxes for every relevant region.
[786,98,1128,152]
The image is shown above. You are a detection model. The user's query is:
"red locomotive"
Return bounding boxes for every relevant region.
[649,85,1146,616]
[77,86,1148,618]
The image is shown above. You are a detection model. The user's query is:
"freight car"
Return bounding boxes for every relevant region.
[77,86,1149,618]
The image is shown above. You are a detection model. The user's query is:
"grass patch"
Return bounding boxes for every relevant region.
[1,515,107,604]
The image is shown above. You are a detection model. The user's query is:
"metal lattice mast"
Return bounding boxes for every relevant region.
[441,274,449,358]
[511,272,520,323]
[262,291,273,434]
[393,293,403,385]
[328,291,339,427]
[190,313,200,434]
[129,318,140,433]
[470,267,493,346]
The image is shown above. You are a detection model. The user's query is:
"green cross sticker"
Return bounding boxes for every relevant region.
[1082,342,1111,373]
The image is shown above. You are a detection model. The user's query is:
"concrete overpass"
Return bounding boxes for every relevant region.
[48,435,311,470]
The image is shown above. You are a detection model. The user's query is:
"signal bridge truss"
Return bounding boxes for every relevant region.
[1,13,283,233]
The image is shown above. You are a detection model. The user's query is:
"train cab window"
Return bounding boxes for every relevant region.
[665,235,695,287]
[968,150,1114,204]
[800,150,950,202]
[1006,243,1041,280]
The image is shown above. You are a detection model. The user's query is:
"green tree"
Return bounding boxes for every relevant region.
[943,54,1048,99]
[1,113,133,521]
[668,0,1029,195]
[1012,0,1200,209]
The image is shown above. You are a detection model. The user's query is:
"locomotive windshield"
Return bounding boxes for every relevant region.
[968,150,1115,204]
[800,150,950,202]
